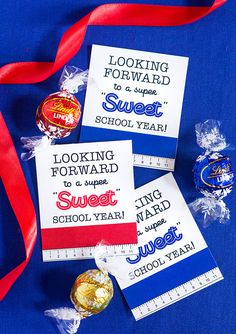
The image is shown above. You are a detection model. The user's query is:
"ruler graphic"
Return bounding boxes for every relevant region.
[132,267,223,321]
[133,154,175,171]
[43,243,138,262]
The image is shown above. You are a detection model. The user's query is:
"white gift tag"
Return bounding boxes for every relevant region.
[80,45,189,171]
[113,173,223,320]
[35,140,138,261]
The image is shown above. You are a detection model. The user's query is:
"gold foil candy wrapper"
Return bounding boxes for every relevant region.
[45,245,114,333]
[70,269,114,318]
[45,270,113,333]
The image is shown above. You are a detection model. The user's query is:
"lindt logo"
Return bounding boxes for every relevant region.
[49,101,77,114]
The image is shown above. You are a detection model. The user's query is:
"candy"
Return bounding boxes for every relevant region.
[189,120,234,227]
[70,270,113,317]
[45,248,114,334]
[193,154,234,200]
[21,66,88,160]
[36,91,81,139]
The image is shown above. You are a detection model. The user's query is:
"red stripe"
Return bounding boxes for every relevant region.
[41,223,137,250]
[0,0,226,84]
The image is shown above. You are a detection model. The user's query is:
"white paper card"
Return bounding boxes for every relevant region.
[35,140,138,261]
[80,45,189,170]
[113,173,223,320]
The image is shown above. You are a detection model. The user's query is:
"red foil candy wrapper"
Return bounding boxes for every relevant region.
[21,66,88,160]
[36,91,81,139]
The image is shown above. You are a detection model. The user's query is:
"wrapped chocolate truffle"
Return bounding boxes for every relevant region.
[45,250,114,334]
[21,65,88,160]
[189,119,234,227]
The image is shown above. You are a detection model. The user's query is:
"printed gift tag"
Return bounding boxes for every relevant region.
[35,140,138,261]
[80,45,189,171]
[113,173,223,320]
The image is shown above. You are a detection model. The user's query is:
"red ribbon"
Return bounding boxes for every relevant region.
[0,0,226,84]
[0,113,36,300]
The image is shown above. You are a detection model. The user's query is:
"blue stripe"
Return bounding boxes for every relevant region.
[80,126,177,158]
[122,248,217,309]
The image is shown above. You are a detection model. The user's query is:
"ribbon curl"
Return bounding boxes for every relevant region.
[0,0,226,84]
[0,113,37,300]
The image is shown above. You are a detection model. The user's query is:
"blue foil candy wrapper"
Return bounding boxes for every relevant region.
[194,153,234,200]
[189,120,234,227]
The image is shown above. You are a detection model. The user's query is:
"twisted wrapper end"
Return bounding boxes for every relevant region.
[195,119,228,154]
[94,242,115,276]
[189,197,230,228]
[21,135,53,160]
[45,307,81,334]
[59,66,88,94]
[94,242,133,282]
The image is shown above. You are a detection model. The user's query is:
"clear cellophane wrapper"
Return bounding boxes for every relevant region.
[189,119,234,227]
[44,244,115,334]
[21,66,88,160]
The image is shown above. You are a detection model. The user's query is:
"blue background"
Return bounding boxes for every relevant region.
[0,1,235,333]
